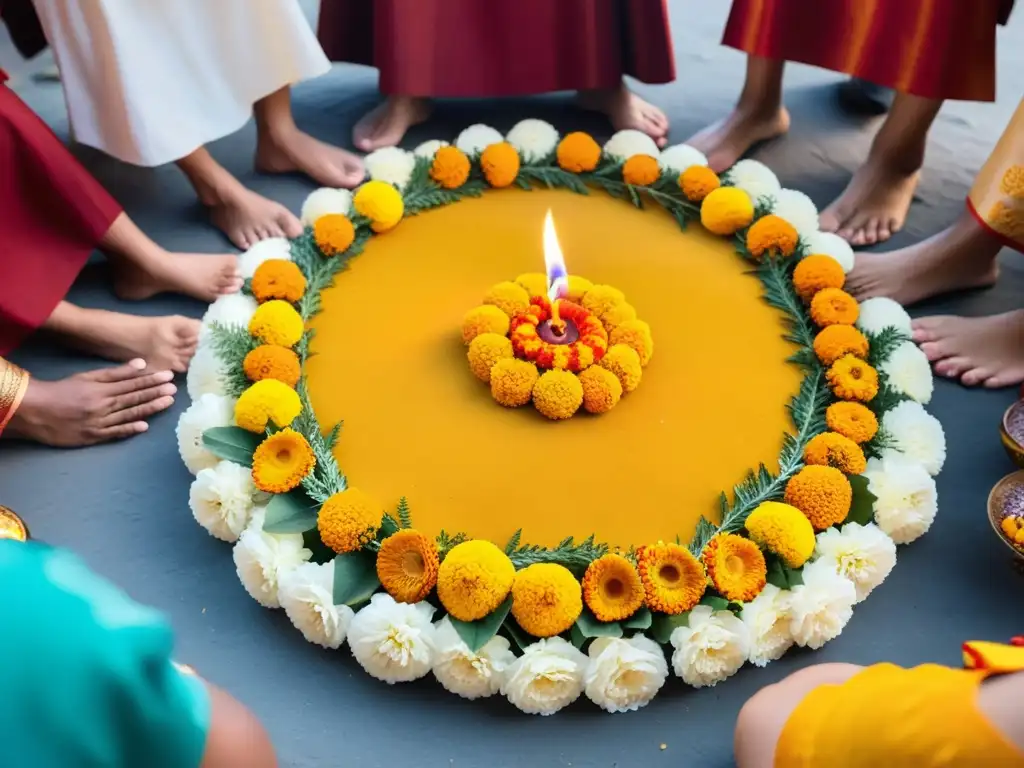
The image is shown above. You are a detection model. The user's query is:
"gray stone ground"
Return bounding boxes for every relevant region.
[2,3,1024,767]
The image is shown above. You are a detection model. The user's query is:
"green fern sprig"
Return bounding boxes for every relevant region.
[518,166,590,195]
[436,530,469,560]
[507,534,609,574]
[688,516,718,556]
[755,258,816,350]
[208,323,259,397]
[866,327,911,369]
[395,497,412,529]
[294,378,347,503]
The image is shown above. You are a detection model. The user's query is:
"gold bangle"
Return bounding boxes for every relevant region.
[0,361,29,434]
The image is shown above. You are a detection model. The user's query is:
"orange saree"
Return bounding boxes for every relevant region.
[968,98,1024,252]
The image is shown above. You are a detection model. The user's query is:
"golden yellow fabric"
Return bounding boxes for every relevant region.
[307,189,801,548]
[969,98,1024,249]
[0,356,29,435]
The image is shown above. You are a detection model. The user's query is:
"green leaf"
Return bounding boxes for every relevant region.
[699,595,730,611]
[569,623,587,649]
[202,426,262,466]
[650,612,690,645]
[449,596,513,653]
[332,550,381,606]
[396,497,412,529]
[846,474,878,526]
[262,490,319,534]
[301,530,336,564]
[622,607,652,630]
[379,514,399,539]
[688,516,717,556]
[765,556,804,590]
[504,529,522,555]
[502,616,535,652]
[574,607,623,639]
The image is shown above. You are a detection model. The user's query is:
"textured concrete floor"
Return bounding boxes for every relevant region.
[3,4,1024,767]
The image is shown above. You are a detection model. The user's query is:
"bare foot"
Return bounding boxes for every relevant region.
[5,359,176,446]
[819,158,920,246]
[686,106,790,172]
[256,127,365,188]
[912,310,1024,388]
[351,96,431,152]
[208,186,303,251]
[112,252,242,303]
[578,84,670,147]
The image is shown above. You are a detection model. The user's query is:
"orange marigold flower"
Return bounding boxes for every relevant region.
[636,543,706,614]
[679,166,721,202]
[514,272,548,299]
[581,284,626,318]
[827,355,879,403]
[578,365,622,414]
[600,302,637,333]
[251,259,306,304]
[792,255,846,302]
[813,325,869,366]
[376,529,440,603]
[317,488,383,554]
[436,540,515,621]
[490,358,539,407]
[810,288,859,327]
[313,213,356,256]
[803,432,868,475]
[251,428,315,494]
[430,146,471,189]
[581,554,645,622]
[556,132,601,173]
[622,154,660,186]
[702,533,767,603]
[745,214,799,260]
[784,465,852,531]
[242,344,301,387]
[825,401,879,444]
[599,344,642,393]
[700,186,755,236]
[609,319,653,367]
[532,369,583,420]
[480,142,520,188]
[483,281,531,317]
[467,333,513,383]
[462,304,510,344]
[511,563,583,638]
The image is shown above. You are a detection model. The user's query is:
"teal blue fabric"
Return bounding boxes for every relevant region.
[0,541,211,768]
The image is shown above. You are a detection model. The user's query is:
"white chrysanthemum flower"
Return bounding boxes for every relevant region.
[455,124,504,156]
[506,119,559,163]
[773,189,819,237]
[188,460,258,542]
[413,139,449,159]
[802,231,855,273]
[855,297,913,335]
[813,522,897,603]
[175,393,237,475]
[670,606,750,688]
[199,292,258,342]
[238,237,292,279]
[348,593,436,684]
[502,637,587,716]
[881,341,934,404]
[881,401,946,475]
[603,129,660,162]
[300,187,353,227]
[232,508,312,609]
[185,343,227,400]
[864,453,938,544]
[364,147,416,190]
[430,617,516,699]
[740,584,794,667]
[725,159,781,202]
[584,636,668,713]
[278,561,354,649]
[658,143,708,175]
[787,559,857,649]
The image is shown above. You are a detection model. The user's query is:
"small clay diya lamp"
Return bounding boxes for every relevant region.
[987,470,1024,560]
[1000,400,1024,469]
[0,504,29,542]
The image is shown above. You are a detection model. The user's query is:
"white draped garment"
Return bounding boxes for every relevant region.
[32,0,331,166]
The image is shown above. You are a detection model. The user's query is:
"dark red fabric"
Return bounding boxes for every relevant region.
[0,0,47,59]
[0,82,121,353]
[317,0,675,97]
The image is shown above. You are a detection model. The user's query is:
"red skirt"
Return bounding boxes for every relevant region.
[0,74,121,354]
[723,0,1009,102]
[317,0,675,98]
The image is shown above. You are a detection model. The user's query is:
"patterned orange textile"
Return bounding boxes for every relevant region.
[722,0,1008,102]
[968,98,1024,252]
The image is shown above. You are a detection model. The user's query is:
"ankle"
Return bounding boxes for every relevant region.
[867,135,926,175]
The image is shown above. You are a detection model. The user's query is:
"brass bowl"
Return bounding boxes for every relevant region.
[0,505,29,542]
[987,471,1024,560]
[1000,401,1024,468]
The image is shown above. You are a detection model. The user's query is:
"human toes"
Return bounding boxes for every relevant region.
[277,209,303,239]
[960,365,994,387]
[911,317,951,343]
[934,356,971,379]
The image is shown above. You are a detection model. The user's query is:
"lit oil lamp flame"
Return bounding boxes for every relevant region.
[543,209,568,334]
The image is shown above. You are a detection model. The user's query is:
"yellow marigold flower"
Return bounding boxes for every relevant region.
[622,154,660,186]
[353,180,404,233]
[556,132,601,173]
[746,214,799,260]
[532,369,583,420]
[437,540,515,621]
[1000,165,1024,199]
[636,543,706,615]
[317,488,383,554]
[581,284,625,318]
[1002,515,1021,540]
[809,288,859,327]
[803,432,867,475]
[483,281,530,318]
[599,302,636,333]
[680,166,721,202]
[825,401,878,444]
[793,260,843,307]
[578,365,622,414]
[702,533,767,603]
[467,333,513,383]
[566,275,594,302]
[480,141,520,188]
[490,359,539,407]
[251,259,306,304]
[430,146,471,189]
[744,501,815,568]
[251,428,315,493]
[313,213,356,256]
[813,324,869,366]
[243,345,301,387]
[784,465,852,531]
[609,319,653,367]
[234,379,302,433]
[827,355,879,403]
[599,344,642,393]
[582,554,645,622]
[462,304,510,345]
[511,563,583,637]
[376,529,439,603]
[514,272,548,300]
[249,300,304,348]
[700,186,755,236]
